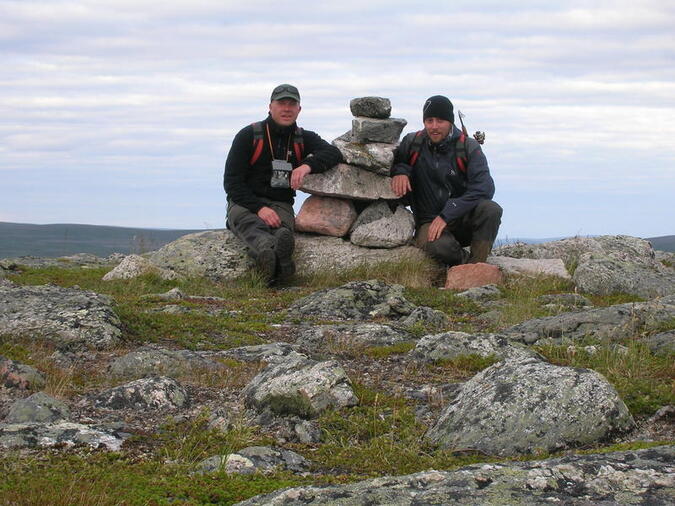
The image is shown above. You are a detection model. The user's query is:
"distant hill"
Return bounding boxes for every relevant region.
[0,222,207,258]
[646,235,675,252]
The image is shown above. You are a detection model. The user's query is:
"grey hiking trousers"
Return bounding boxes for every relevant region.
[226,198,295,259]
[415,199,502,266]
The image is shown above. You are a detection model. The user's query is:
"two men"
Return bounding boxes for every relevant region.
[224,84,342,283]
[391,95,502,266]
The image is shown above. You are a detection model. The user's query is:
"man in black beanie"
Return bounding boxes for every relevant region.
[390,95,502,267]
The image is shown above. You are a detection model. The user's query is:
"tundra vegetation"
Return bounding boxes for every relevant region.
[0,258,673,505]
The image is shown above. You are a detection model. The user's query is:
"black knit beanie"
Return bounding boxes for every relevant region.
[423,95,454,123]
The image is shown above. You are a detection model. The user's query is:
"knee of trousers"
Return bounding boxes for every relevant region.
[424,236,465,265]
[474,200,503,223]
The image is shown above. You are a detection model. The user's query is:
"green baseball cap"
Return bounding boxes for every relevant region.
[270,84,300,102]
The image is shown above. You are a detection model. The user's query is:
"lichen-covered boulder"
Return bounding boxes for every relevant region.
[102,254,178,281]
[495,235,675,297]
[5,392,70,424]
[350,202,415,249]
[215,343,306,364]
[425,357,635,456]
[108,347,225,379]
[0,284,122,350]
[398,306,448,331]
[93,376,189,411]
[287,280,416,321]
[295,323,417,351]
[198,446,310,475]
[455,284,502,302]
[644,330,675,356]
[409,332,540,363]
[149,230,252,281]
[236,446,675,505]
[0,356,46,390]
[505,295,675,345]
[243,358,358,418]
[0,422,128,450]
[351,117,407,144]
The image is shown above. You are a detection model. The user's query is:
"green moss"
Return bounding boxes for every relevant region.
[363,342,416,359]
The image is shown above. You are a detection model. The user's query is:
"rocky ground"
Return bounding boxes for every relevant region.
[1,233,673,504]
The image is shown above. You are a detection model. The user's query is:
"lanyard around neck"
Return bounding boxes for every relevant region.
[266,123,292,162]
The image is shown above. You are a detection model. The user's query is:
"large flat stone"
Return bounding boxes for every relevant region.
[300,164,397,201]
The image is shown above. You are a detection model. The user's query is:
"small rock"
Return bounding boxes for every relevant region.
[349,97,391,119]
[102,254,178,281]
[5,392,70,423]
[455,284,502,302]
[399,306,448,330]
[0,356,46,390]
[445,263,504,290]
[93,376,189,411]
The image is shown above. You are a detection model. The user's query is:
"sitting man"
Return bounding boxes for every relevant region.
[390,95,502,266]
[224,84,342,283]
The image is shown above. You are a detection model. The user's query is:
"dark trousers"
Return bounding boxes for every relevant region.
[415,199,502,266]
[226,198,295,258]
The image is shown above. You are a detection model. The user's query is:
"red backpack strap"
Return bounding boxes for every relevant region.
[249,122,264,166]
[455,132,467,173]
[408,130,426,166]
[293,126,304,163]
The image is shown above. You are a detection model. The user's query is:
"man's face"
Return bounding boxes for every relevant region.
[269,99,301,126]
[424,117,452,143]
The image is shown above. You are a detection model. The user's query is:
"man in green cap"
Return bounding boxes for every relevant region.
[224,84,342,283]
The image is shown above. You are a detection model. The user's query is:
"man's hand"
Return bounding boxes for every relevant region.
[291,164,311,190]
[257,206,281,228]
[391,175,411,197]
[427,216,447,242]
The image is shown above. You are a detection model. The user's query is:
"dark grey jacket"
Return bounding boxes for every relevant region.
[391,125,495,225]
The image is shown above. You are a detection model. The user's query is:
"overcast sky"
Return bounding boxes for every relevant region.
[1,0,674,239]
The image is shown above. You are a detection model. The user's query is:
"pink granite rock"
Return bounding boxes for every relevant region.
[295,196,357,237]
[445,263,504,290]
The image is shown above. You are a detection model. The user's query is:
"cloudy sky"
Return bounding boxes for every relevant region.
[2,0,674,239]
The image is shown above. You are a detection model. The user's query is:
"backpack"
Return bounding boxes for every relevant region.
[248,121,304,166]
[407,130,473,173]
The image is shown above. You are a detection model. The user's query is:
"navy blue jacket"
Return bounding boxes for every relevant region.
[224,115,342,213]
[391,125,494,225]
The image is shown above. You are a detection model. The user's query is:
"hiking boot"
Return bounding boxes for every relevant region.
[468,240,493,264]
[273,227,295,280]
[254,238,277,284]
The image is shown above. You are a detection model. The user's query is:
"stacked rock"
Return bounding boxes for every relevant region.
[296,97,415,248]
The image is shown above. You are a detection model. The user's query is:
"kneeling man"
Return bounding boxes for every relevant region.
[390,95,502,266]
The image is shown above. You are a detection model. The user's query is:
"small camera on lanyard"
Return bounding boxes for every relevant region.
[271,160,293,188]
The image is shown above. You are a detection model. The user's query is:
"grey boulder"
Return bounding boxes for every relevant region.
[5,392,70,424]
[300,164,397,201]
[199,446,310,475]
[351,117,407,144]
[488,256,570,279]
[495,235,675,297]
[295,323,417,351]
[0,284,122,350]
[102,254,178,281]
[0,422,128,450]
[243,358,358,418]
[349,97,391,119]
[287,280,417,321]
[236,445,674,505]
[505,295,675,344]
[332,132,394,175]
[425,357,635,456]
[108,347,225,379]
[93,376,189,411]
[409,332,540,363]
[350,201,414,249]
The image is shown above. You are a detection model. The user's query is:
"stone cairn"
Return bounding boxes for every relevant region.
[296,97,416,249]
